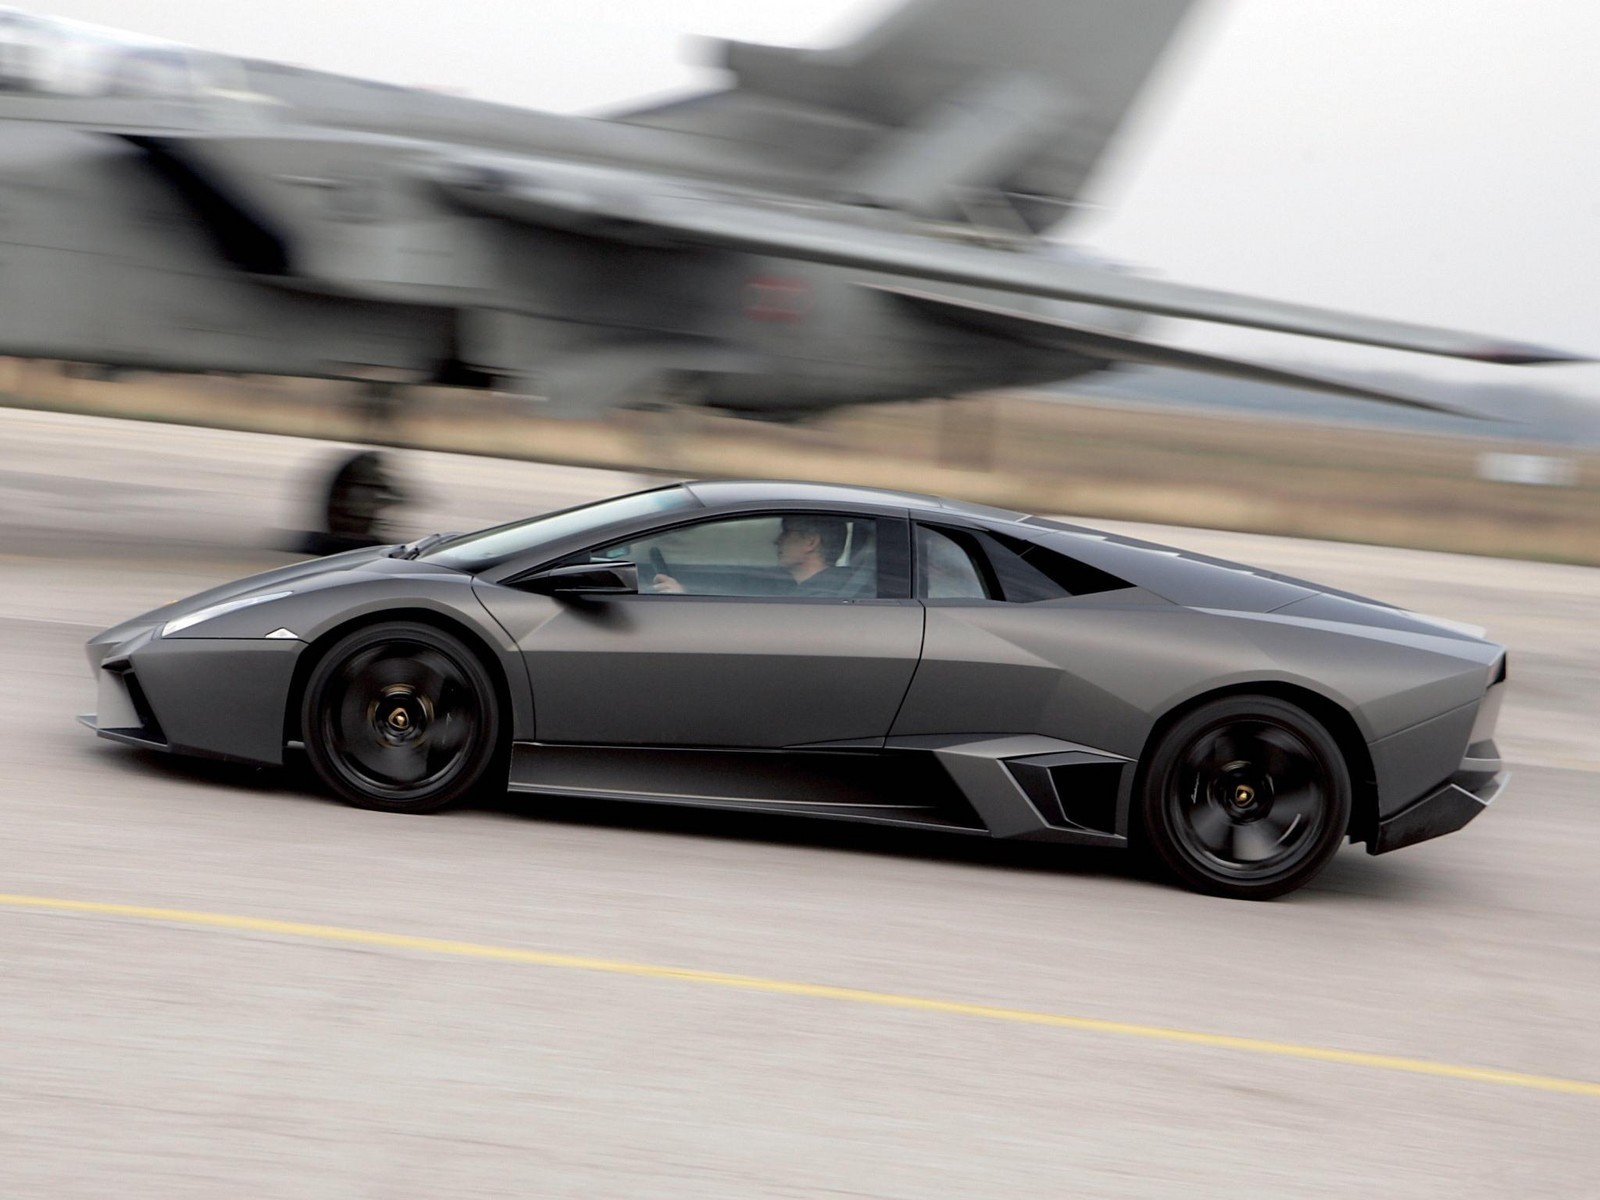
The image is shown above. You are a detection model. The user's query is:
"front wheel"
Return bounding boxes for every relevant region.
[1138,696,1352,900]
[301,622,503,814]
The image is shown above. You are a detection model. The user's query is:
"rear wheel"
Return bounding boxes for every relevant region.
[302,622,503,813]
[1138,695,1351,900]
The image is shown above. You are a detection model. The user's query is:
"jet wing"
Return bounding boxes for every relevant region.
[434,160,1584,366]
[867,285,1485,416]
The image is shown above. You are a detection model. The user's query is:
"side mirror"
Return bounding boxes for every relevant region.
[518,561,638,597]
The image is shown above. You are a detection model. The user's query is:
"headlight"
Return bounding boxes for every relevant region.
[161,591,293,637]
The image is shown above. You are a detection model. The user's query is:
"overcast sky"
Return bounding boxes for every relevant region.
[26,0,1600,392]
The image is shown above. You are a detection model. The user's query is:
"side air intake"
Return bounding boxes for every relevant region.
[1007,750,1124,835]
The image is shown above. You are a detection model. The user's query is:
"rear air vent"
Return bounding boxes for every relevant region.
[1007,752,1125,835]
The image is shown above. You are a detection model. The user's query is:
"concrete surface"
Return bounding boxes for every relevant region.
[1,409,1596,1197]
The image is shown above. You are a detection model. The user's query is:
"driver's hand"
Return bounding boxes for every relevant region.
[652,573,685,594]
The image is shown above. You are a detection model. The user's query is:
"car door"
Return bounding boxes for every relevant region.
[896,518,1158,748]
[475,510,922,748]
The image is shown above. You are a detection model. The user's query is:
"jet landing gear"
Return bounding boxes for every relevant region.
[300,448,407,555]
[297,383,411,556]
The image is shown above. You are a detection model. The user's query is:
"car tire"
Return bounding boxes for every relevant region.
[1137,695,1352,900]
[301,621,504,814]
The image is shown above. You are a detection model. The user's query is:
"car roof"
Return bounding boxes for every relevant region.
[677,481,1384,606]
[682,479,1030,522]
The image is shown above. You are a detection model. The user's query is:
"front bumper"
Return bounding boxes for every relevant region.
[80,627,304,766]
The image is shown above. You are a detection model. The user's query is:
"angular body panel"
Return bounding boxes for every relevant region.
[474,590,925,748]
[83,481,1508,889]
[128,637,303,765]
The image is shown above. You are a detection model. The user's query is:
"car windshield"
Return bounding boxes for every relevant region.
[422,486,698,572]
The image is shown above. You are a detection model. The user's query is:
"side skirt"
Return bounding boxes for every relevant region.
[507,743,987,833]
[507,738,1133,846]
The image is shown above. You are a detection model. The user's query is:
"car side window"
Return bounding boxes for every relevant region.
[977,532,1074,603]
[584,513,883,599]
[915,526,990,599]
[916,524,1131,603]
[981,530,1131,601]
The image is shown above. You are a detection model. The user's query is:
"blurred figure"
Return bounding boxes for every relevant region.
[652,515,856,594]
[776,515,853,591]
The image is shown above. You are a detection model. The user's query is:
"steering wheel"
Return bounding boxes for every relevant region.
[647,546,673,589]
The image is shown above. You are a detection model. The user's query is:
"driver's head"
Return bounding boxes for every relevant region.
[776,515,847,579]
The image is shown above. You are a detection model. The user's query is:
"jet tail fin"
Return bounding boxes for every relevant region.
[626,0,1201,230]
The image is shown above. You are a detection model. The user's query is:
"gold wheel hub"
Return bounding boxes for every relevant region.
[371,684,432,743]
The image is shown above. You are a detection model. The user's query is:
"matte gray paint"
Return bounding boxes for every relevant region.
[130,638,302,764]
[474,591,925,748]
[1367,702,1484,818]
[83,480,1508,854]
[94,556,540,746]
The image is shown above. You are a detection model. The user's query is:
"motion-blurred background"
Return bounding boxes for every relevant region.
[7,360,1596,562]
[5,0,1597,562]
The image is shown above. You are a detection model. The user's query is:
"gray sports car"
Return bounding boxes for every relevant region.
[82,480,1507,899]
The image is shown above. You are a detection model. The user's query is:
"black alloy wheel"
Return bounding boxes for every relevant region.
[1138,695,1352,900]
[301,621,503,813]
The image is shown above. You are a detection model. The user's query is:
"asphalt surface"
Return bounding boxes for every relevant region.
[2,408,1596,1198]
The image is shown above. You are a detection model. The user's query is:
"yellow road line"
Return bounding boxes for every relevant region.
[4,891,1596,1099]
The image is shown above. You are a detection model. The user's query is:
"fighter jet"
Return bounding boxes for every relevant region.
[0,1,1582,538]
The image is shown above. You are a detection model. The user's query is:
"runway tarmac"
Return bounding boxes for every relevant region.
[2,408,1596,1198]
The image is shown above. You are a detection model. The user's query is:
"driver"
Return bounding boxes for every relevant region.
[652,515,854,595]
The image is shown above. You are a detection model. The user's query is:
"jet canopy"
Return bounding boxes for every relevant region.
[0,8,247,101]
